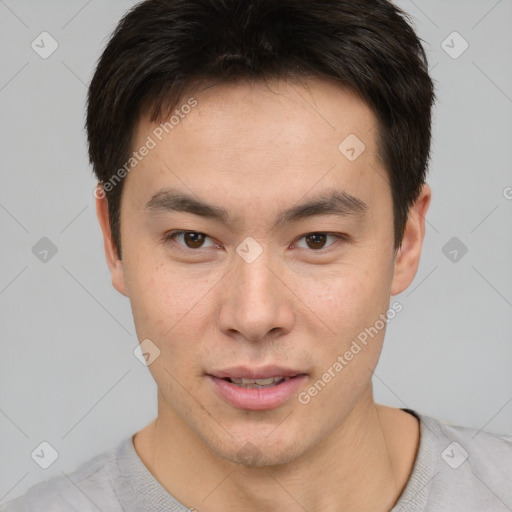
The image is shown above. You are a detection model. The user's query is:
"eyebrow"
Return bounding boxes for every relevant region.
[144,187,368,229]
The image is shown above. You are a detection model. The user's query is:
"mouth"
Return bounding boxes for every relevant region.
[206,368,308,410]
[220,376,299,389]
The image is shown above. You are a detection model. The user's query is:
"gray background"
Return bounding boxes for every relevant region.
[1,0,511,504]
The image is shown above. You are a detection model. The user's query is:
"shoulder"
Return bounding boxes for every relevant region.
[0,439,130,512]
[407,412,512,510]
[427,413,512,474]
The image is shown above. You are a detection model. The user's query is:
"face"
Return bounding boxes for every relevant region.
[98,77,429,467]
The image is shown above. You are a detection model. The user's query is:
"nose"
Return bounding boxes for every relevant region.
[217,246,295,344]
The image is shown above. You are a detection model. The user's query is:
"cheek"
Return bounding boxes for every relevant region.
[124,252,221,356]
[300,272,391,405]
[131,270,197,330]
[294,255,393,335]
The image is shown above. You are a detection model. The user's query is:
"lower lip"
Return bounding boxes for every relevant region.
[207,375,308,411]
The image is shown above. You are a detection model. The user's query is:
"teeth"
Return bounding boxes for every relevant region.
[229,376,289,388]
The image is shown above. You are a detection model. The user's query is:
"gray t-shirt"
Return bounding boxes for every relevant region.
[1,409,511,511]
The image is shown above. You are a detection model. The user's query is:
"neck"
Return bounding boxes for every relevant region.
[133,389,419,512]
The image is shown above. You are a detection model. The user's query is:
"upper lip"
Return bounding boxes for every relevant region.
[208,365,307,380]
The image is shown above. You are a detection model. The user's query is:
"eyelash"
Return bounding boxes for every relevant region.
[163,230,348,253]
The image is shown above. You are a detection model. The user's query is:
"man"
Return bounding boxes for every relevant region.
[2,0,511,511]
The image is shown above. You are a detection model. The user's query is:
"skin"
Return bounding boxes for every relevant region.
[96,77,431,512]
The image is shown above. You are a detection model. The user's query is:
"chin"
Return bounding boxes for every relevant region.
[206,430,311,468]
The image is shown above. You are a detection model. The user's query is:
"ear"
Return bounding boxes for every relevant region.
[95,184,128,296]
[390,183,431,296]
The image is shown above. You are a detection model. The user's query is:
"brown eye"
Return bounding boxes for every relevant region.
[304,233,328,250]
[182,232,206,248]
[166,231,216,250]
[295,232,344,251]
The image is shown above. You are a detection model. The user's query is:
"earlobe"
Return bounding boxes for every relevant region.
[95,185,128,297]
[390,184,431,296]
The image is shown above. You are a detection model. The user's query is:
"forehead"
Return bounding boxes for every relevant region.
[126,77,388,219]
[138,76,378,153]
